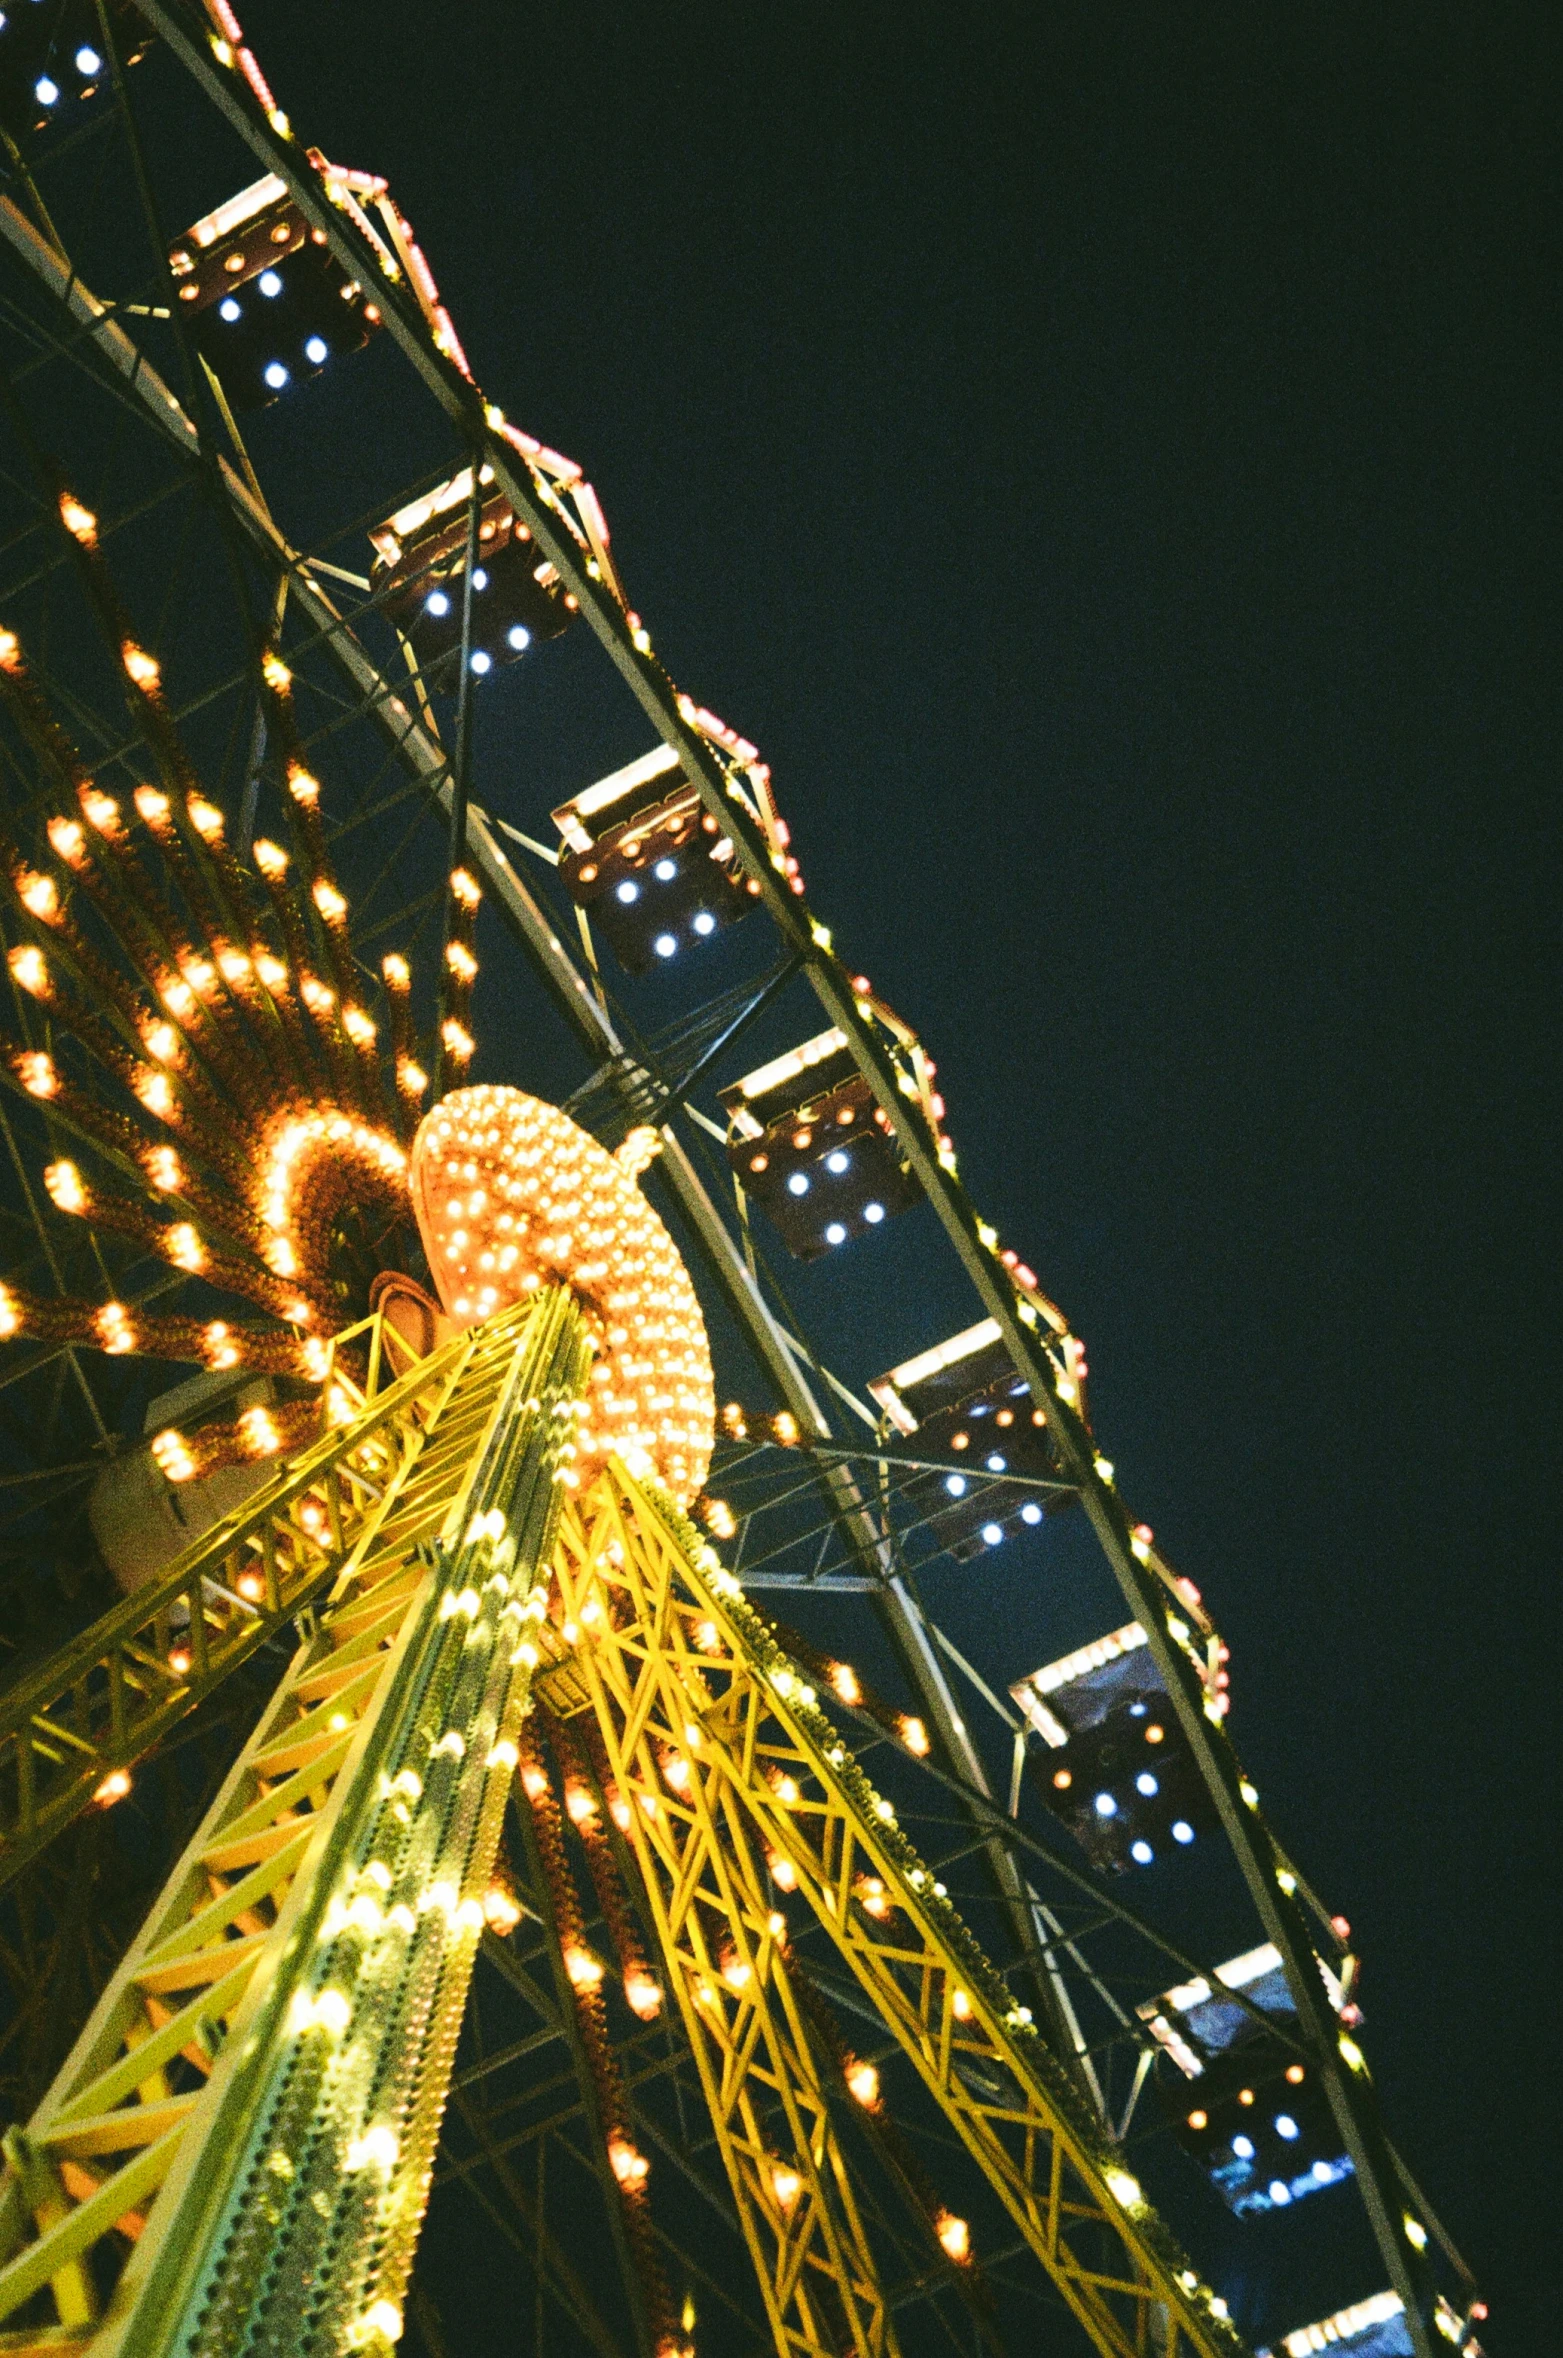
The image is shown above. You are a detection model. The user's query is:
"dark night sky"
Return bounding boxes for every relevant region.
[250,2,1552,2340]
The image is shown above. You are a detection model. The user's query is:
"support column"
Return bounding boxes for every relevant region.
[66,1290,589,2358]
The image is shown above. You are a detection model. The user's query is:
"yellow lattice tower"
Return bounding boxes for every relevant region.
[0,1293,1248,2358]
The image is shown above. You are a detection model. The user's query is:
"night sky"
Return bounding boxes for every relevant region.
[190,3,1557,2344]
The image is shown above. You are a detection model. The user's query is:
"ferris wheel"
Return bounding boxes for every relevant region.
[0,10,1484,2358]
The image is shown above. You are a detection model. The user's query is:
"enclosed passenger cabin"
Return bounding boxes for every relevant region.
[170,172,379,411]
[722,1025,921,1259]
[371,467,575,686]
[1011,1619,1220,1872]
[870,1317,1072,1561]
[0,2,147,141]
[552,745,761,973]
[1139,1941,1354,2216]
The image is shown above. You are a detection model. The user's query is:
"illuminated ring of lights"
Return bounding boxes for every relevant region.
[410,1084,714,1503]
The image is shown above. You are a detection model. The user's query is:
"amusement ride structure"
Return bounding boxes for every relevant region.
[0,9,1482,2358]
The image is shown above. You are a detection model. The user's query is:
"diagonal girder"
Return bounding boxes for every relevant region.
[545,1466,1251,2358]
[548,1484,902,2358]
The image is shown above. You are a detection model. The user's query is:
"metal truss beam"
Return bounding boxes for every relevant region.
[0,1291,586,2356]
[0,1308,491,1887]
[545,1466,1249,2358]
[547,1521,904,2358]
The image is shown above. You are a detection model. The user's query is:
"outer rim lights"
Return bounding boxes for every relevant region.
[36,76,59,106]
[654,857,678,881]
[1268,2180,1293,2207]
[1231,2134,1255,2161]
[469,649,492,675]
[1021,1500,1043,1524]
[981,1521,1004,1545]
[1136,1771,1159,1797]
[263,361,290,390]
[75,46,104,75]
[825,1149,850,1174]
[1171,1819,1195,1844]
[304,334,329,364]
[985,1451,1006,1472]
[507,624,532,651]
[424,589,452,617]
[653,933,677,958]
[472,567,489,590]
[1275,2113,1300,2140]
[257,269,283,298]
[1093,1791,1117,1818]
[616,879,639,904]
[824,1222,846,1245]
[944,1473,967,1497]
[786,1172,810,1197]
[863,1199,885,1222]
[218,295,242,323]
[692,909,716,934]
[1130,1839,1154,1865]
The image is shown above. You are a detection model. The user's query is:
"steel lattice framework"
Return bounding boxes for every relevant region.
[0,9,1480,2358]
